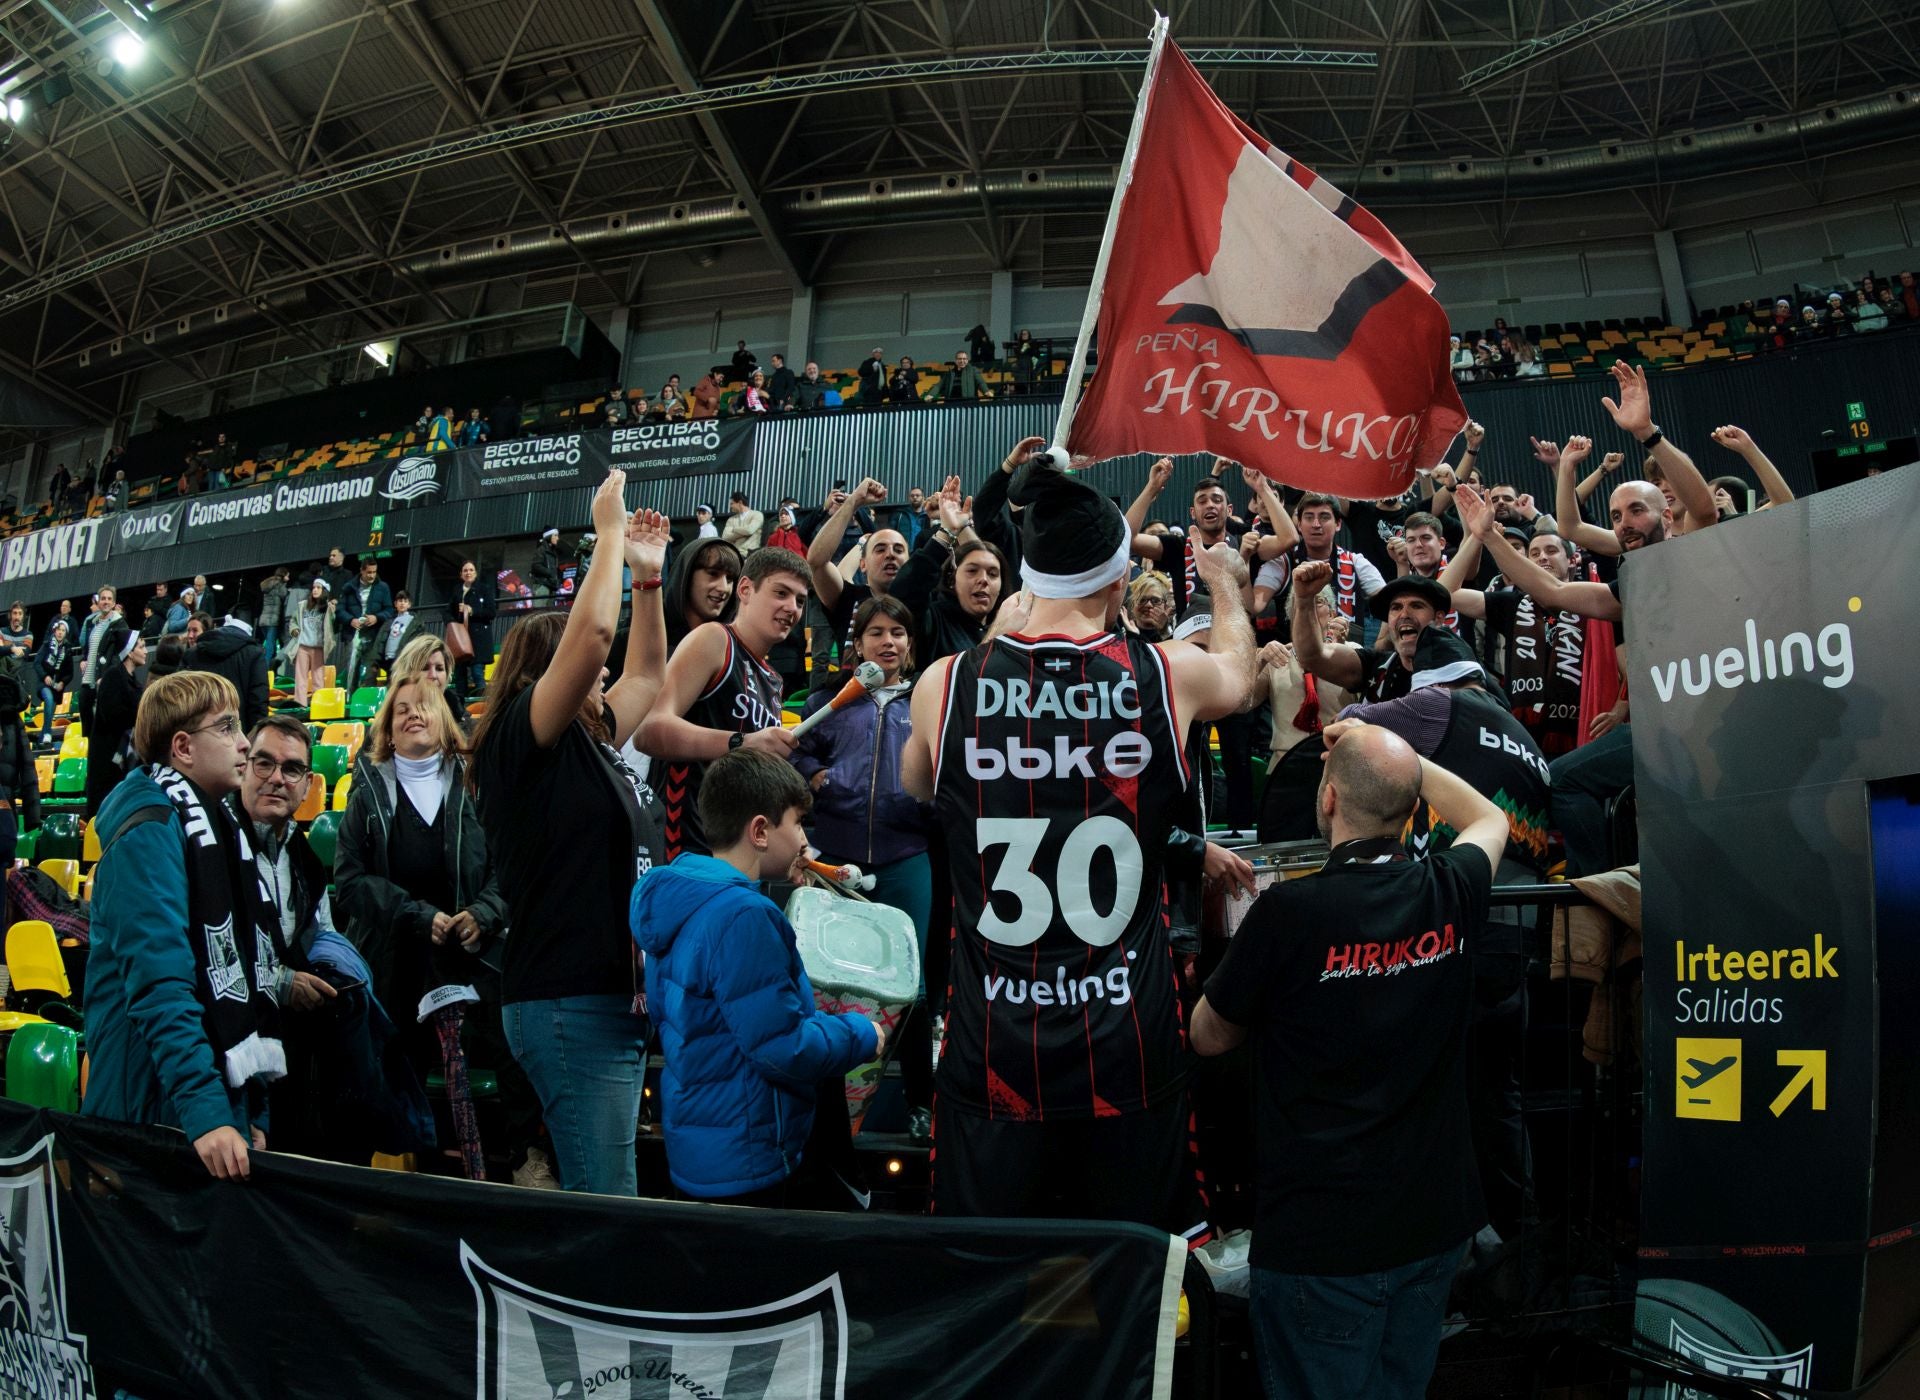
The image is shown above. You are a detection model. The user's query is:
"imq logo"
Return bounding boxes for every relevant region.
[462,1245,847,1399]
[118,508,177,543]
[0,1137,96,1400]
[381,456,442,504]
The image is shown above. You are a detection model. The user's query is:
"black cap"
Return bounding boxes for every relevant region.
[1407,626,1486,691]
[1368,574,1452,621]
[1009,459,1131,598]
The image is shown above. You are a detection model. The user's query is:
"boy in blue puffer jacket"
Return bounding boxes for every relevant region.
[631,749,885,1206]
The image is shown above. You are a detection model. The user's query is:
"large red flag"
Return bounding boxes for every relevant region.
[1061,39,1466,497]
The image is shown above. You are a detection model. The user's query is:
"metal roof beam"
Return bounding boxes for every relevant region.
[1461,0,1694,91]
[629,0,805,288]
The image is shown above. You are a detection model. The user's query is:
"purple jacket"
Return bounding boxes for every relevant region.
[790,679,929,866]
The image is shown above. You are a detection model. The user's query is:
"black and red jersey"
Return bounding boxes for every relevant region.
[932,629,1191,1121]
[662,624,785,858]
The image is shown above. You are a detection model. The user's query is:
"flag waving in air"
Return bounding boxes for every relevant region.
[1054,27,1466,498]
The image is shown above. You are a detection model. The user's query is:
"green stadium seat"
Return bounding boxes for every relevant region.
[306,810,341,869]
[310,744,350,785]
[347,687,384,720]
[5,1022,80,1111]
[35,812,81,861]
[52,759,85,793]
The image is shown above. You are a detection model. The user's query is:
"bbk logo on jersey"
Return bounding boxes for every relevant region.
[0,1137,96,1400]
[463,1245,848,1399]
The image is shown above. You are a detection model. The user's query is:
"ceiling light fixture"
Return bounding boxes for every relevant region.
[4,96,23,123]
[110,31,146,68]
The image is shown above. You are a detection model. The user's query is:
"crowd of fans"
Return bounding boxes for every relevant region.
[1728,267,1920,347]
[9,347,1854,1396]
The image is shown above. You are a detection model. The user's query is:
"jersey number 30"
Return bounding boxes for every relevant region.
[976,816,1143,947]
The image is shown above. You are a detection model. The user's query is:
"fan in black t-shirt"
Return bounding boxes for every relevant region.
[1187,721,1508,1397]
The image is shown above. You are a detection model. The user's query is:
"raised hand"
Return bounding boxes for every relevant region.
[1148,457,1175,493]
[937,492,973,535]
[1710,424,1754,453]
[1560,436,1593,468]
[1531,435,1560,466]
[1600,451,1625,472]
[1600,362,1653,437]
[1465,421,1486,449]
[1454,482,1496,539]
[1292,559,1333,596]
[1000,436,1048,475]
[853,477,887,506]
[590,469,629,538]
[625,507,670,581]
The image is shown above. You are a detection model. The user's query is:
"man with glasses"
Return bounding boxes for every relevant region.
[236,717,334,1002]
[84,674,282,1182]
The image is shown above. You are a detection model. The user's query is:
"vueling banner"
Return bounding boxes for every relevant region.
[1628,466,1918,1394]
[0,1103,1183,1400]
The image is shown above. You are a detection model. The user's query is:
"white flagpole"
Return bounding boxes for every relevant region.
[1046,13,1171,468]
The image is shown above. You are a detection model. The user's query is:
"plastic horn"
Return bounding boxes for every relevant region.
[786,661,887,742]
[804,859,877,892]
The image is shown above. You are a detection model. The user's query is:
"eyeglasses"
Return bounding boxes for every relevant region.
[189,714,241,739]
[247,755,310,783]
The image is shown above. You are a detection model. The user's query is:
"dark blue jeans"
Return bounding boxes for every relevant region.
[1249,1238,1468,1400]
[501,994,647,1196]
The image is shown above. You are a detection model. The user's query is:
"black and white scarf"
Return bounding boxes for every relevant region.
[150,765,287,1088]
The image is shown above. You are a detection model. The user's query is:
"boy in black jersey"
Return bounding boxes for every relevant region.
[637,548,808,858]
[903,454,1258,1241]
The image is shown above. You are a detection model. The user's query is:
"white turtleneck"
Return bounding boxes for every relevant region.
[394,751,444,824]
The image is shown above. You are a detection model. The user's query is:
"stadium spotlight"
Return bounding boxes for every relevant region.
[363,341,393,368]
[110,31,146,68]
[4,96,23,123]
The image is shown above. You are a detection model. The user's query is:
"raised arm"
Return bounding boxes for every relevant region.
[805,478,886,611]
[1709,425,1796,508]
[1241,466,1299,559]
[529,472,630,748]
[605,507,670,749]
[1125,456,1174,561]
[1436,534,1488,620]
[1601,362,1716,531]
[1548,435,1621,556]
[1456,484,1620,621]
[1163,542,1258,727]
[1288,559,1366,690]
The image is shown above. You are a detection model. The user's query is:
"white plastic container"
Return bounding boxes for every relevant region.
[786,885,922,1132]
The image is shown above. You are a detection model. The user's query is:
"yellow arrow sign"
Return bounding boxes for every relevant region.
[1769,1050,1827,1117]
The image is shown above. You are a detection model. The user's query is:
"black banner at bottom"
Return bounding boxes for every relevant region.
[0,1102,1181,1399]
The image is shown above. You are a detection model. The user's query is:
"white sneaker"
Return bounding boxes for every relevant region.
[512,1148,560,1190]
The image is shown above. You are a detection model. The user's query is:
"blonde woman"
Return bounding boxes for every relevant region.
[333,675,544,1185]
[390,632,467,725]
[1127,571,1174,641]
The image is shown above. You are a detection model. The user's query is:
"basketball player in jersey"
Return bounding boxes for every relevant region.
[902,457,1256,1239]
[637,548,808,858]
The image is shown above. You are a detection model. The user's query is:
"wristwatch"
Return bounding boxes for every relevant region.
[728,732,744,751]
[1639,425,1664,450]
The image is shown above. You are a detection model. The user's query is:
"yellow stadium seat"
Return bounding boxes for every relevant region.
[81,869,93,906]
[292,772,326,823]
[34,756,52,794]
[59,728,86,759]
[35,860,80,900]
[322,665,337,689]
[484,662,496,682]
[82,820,101,864]
[1548,362,1574,378]
[6,920,69,999]
[319,721,365,763]
[332,772,352,811]
[309,688,346,721]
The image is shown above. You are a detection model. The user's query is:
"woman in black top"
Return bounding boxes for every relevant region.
[334,677,538,1182]
[448,560,496,700]
[469,472,671,1196]
[887,357,919,406]
[85,627,145,818]
[889,482,1015,665]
